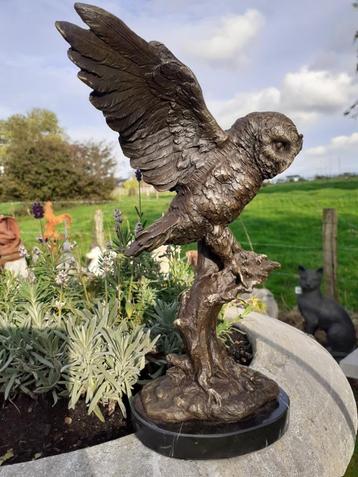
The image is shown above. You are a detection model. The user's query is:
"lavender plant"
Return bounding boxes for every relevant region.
[0,283,157,419]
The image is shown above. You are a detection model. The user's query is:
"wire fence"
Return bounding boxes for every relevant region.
[240,241,358,253]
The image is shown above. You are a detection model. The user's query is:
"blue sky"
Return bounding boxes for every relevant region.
[0,0,357,178]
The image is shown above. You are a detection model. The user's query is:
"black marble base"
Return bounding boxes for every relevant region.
[130,388,289,460]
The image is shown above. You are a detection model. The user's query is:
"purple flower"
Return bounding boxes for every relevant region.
[113,208,123,225]
[32,201,44,219]
[135,168,142,182]
[114,208,123,237]
[55,269,70,287]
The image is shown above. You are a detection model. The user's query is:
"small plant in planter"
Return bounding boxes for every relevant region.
[64,301,157,421]
[0,282,157,418]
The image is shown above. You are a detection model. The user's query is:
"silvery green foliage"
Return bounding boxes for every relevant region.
[0,283,66,403]
[0,282,157,420]
[64,302,157,421]
[0,271,20,315]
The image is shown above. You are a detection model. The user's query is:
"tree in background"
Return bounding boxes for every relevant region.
[69,141,117,199]
[0,109,117,201]
[122,177,138,196]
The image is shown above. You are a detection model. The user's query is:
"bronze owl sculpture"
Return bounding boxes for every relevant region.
[57,3,303,424]
[56,3,302,278]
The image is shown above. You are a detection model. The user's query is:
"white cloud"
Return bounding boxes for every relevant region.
[330,133,358,148]
[305,132,358,156]
[280,68,357,114]
[182,10,265,66]
[305,145,326,156]
[209,87,280,128]
[208,67,358,129]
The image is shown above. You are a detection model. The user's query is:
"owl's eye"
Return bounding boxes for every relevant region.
[272,139,290,153]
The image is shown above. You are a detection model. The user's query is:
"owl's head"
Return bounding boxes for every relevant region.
[229,112,303,179]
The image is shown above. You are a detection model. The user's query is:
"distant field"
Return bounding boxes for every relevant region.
[1,177,358,311]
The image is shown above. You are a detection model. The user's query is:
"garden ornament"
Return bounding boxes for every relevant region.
[0,216,21,266]
[151,245,170,276]
[0,216,28,278]
[186,250,199,270]
[57,3,302,424]
[43,201,72,241]
[86,245,102,276]
[297,266,356,359]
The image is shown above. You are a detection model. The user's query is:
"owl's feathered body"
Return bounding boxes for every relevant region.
[56,2,302,265]
[128,111,301,259]
[129,145,260,255]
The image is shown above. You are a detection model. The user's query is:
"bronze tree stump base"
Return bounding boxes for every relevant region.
[138,359,279,423]
[136,243,283,425]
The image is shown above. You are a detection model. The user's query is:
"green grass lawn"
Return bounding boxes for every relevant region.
[1,176,358,311]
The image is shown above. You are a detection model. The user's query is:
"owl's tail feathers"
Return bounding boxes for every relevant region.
[125,213,179,257]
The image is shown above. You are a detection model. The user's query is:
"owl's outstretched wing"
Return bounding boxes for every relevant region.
[56,3,228,191]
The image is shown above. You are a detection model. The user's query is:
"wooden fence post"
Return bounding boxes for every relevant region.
[322,208,338,300]
[94,209,105,250]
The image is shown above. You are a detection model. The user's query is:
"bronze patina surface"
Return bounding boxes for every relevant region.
[57,3,302,423]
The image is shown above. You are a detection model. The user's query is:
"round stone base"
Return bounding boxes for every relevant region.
[130,388,289,460]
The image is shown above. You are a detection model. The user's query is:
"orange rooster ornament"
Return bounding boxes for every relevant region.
[43,202,72,241]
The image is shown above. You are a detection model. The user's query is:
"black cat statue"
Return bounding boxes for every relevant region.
[297,266,356,359]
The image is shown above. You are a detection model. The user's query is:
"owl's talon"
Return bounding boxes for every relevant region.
[197,372,223,406]
[226,256,248,289]
[207,388,222,406]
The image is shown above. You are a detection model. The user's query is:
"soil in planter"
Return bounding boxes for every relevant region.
[0,394,131,466]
